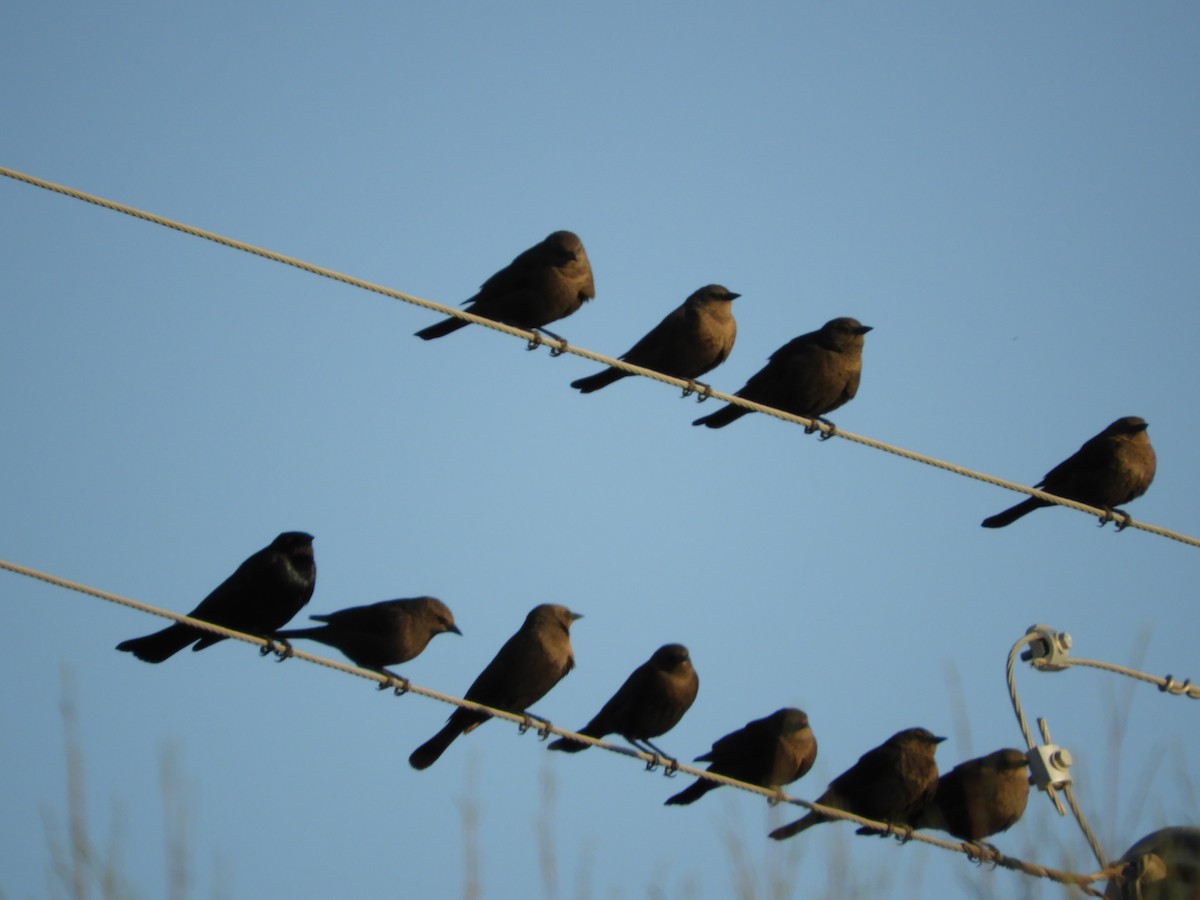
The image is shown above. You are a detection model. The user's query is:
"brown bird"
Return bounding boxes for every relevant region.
[414,231,595,341]
[548,643,699,757]
[693,317,871,430]
[409,604,582,770]
[769,727,945,840]
[570,285,739,394]
[275,596,461,677]
[116,532,316,663]
[982,416,1156,529]
[665,708,817,806]
[908,748,1030,842]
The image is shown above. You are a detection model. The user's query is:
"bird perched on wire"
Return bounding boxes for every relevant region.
[275,596,460,678]
[769,726,945,840]
[116,532,316,663]
[692,317,871,432]
[409,604,582,770]
[570,285,739,395]
[981,416,1156,529]
[907,748,1030,842]
[548,643,698,760]
[665,708,817,805]
[414,230,595,343]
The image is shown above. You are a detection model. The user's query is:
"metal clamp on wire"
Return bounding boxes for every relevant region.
[1020,624,1073,671]
[1028,719,1072,817]
[1028,742,1074,792]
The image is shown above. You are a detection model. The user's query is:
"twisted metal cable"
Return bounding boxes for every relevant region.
[1008,630,1113,871]
[1064,782,1109,869]
[1035,656,1200,701]
[2,164,1197,550]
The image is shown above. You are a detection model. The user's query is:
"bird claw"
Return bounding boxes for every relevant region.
[804,417,837,440]
[885,822,914,844]
[1113,509,1133,531]
[529,327,568,355]
[681,381,713,402]
[379,673,411,695]
[767,787,786,807]
[963,842,1002,868]
[519,714,553,740]
[259,638,293,661]
[643,753,680,776]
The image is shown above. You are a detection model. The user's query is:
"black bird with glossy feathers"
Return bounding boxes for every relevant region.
[116,532,316,663]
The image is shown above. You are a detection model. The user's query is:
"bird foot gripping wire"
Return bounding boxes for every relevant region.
[884,822,915,844]
[804,417,838,440]
[642,753,680,776]
[518,714,553,740]
[681,380,713,403]
[259,637,293,662]
[526,328,569,356]
[378,673,411,695]
[1096,506,1134,531]
[962,841,1003,868]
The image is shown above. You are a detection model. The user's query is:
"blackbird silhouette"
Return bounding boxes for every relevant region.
[570,285,738,393]
[982,416,1156,529]
[769,726,945,840]
[548,643,698,757]
[275,596,460,676]
[908,748,1030,842]
[409,604,582,770]
[693,317,871,430]
[665,708,817,806]
[116,532,316,663]
[414,231,595,341]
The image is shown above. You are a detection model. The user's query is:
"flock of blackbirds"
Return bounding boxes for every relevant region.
[117,229,1159,850]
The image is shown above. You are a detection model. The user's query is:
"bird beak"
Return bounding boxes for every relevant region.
[856,325,873,335]
[448,624,463,636]
[933,735,947,743]
[727,292,741,300]
[569,611,584,621]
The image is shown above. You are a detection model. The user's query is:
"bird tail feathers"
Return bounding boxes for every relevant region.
[981,497,1049,528]
[115,624,203,664]
[415,317,469,341]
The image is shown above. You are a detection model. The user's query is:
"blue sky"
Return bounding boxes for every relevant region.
[3,3,1199,897]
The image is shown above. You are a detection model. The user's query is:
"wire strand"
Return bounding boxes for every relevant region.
[1036,656,1200,701]
[2,557,1128,894]
[2,164,1197,550]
